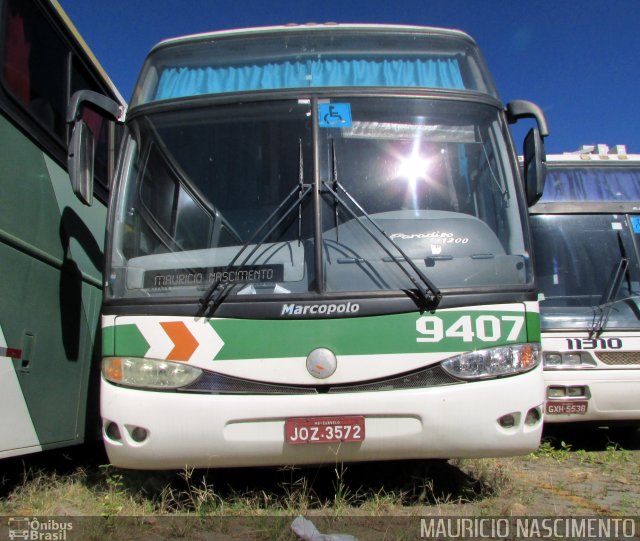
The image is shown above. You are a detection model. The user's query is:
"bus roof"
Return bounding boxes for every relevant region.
[48,0,125,105]
[151,23,477,52]
[546,144,640,164]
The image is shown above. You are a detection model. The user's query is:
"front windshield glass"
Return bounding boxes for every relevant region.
[318,97,528,293]
[531,214,640,330]
[107,96,530,302]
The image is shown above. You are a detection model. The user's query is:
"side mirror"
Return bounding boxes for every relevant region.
[68,120,95,206]
[506,100,549,137]
[523,127,546,207]
[66,90,125,206]
[505,100,548,207]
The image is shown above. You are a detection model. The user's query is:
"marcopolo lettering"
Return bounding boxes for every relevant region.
[281,302,360,316]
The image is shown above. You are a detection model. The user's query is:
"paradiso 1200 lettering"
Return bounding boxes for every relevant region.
[389,231,470,244]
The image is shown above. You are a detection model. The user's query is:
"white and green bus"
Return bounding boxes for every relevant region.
[68,24,548,469]
[0,0,123,458]
[530,144,640,427]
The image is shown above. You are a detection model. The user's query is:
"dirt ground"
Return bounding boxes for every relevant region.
[449,424,640,516]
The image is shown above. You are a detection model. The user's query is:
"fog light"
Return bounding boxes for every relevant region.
[130,426,148,443]
[525,407,542,426]
[547,386,566,398]
[498,413,516,428]
[567,386,586,397]
[105,422,121,441]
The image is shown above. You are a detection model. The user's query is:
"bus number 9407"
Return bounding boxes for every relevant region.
[416,315,524,343]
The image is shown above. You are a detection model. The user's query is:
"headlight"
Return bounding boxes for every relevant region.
[441,343,540,380]
[102,357,202,389]
[543,352,597,369]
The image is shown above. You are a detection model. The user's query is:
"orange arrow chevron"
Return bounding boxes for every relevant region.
[160,321,198,361]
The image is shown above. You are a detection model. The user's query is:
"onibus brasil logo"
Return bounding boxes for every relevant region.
[7,518,73,540]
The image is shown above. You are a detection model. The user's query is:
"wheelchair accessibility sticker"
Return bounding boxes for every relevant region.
[318,103,352,128]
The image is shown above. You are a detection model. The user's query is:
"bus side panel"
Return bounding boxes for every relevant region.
[0,114,103,455]
[0,320,41,458]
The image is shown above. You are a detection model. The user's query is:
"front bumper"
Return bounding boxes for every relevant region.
[101,365,543,469]
[544,369,640,424]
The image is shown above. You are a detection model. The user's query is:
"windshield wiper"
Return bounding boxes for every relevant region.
[590,233,630,337]
[323,140,441,308]
[198,143,311,316]
[323,143,441,309]
[199,141,311,315]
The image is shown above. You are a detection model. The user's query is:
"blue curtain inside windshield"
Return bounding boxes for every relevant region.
[155,57,464,100]
[540,167,640,202]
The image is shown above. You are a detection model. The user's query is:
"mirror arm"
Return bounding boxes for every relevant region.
[506,100,549,137]
[67,90,125,124]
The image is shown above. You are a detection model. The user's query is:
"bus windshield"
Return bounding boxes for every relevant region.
[107,96,530,302]
[531,213,640,331]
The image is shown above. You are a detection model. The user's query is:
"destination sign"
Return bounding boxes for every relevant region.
[144,265,284,289]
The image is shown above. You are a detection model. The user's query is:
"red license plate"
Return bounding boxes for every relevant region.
[546,401,588,415]
[285,416,365,444]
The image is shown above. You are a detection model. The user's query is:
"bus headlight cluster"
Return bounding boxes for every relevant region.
[543,352,597,369]
[102,357,202,389]
[441,343,540,380]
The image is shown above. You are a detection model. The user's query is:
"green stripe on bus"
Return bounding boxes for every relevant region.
[212,310,527,359]
[113,324,150,357]
[526,311,541,342]
[106,308,533,361]
[102,326,115,356]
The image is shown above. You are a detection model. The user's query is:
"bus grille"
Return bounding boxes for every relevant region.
[181,372,316,394]
[181,365,459,395]
[328,365,458,393]
[595,351,640,366]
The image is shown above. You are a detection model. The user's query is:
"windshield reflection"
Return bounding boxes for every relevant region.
[531,214,640,330]
[107,96,531,302]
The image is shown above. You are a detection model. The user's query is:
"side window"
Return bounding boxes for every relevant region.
[2,0,68,138]
[71,58,113,187]
[2,0,116,188]
[140,144,178,234]
[139,143,214,253]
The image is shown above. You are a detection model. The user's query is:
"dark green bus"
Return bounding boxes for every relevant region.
[0,0,123,458]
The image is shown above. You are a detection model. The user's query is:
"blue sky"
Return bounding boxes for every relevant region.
[61,0,640,154]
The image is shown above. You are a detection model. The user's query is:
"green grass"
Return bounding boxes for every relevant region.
[0,436,638,539]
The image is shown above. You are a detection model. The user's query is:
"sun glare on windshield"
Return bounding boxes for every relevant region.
[396,154,432,182]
